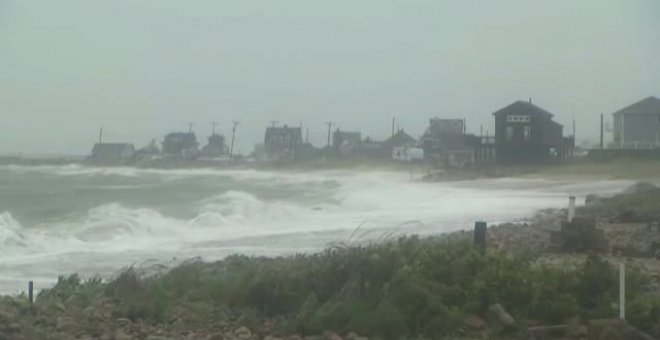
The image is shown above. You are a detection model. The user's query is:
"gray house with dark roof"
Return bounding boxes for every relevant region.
[612,96,660,149]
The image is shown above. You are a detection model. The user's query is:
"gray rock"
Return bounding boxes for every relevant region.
[623,182,657,195]
[234,327,252,340]
[345,333,368,340]
[322,331,343,340]
[487,303,516,329]
[585,193,604,205]
[587,318,627,340]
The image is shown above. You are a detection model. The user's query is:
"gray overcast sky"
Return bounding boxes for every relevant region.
[1,0,659,155]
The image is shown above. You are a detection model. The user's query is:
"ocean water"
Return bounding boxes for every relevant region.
[0,164,631,294]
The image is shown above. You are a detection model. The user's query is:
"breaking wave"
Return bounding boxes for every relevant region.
[0,164,635,293]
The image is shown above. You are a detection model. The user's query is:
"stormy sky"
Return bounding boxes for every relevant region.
[1,0,659,155]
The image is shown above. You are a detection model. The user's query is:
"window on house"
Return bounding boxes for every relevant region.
[506,126,514,140]
[523,126,531,140]
[506,115,531,123]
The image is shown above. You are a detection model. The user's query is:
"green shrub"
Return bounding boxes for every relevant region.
[27,237,660,338]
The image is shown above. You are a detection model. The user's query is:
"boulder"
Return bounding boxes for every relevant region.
[322,331,343,340]
[487,304,516,329]
[587,319,628,340]
[345,333,368,340]
[234,327,252,340]
[623,182,657,195]
[585,193,604,206]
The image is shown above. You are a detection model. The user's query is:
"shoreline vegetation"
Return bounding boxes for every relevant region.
[2,161,660,339]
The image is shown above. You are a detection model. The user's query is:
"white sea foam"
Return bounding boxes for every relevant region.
[0,165,634,294]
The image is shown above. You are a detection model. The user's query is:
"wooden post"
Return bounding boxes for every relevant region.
[28,281,33,304]
[474,221,487,251]
[620,262,626,319]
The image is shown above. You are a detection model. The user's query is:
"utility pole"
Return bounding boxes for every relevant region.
[269,120,279,128]
[391,117,395,138]
[98,126,103,144]
[572,118,576,138]
[326,121,334,147]
[188,123,194,134]
[230,121,239,158]
[600,113,604,149]
[211,122,219,135]
[306,128,309,144]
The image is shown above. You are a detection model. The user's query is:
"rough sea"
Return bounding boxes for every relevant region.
[0,164,631,294]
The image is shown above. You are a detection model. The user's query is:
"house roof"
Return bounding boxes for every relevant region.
[334,130,362,141]
[612,96,660,116]
[265,126,302,136]
[492,100,555,118]
[384,130,417,147]
[164,132,197,141]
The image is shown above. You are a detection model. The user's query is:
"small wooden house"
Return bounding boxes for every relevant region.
[163,132,199,157]
[421,118,472,167]
[264,125,302,161]
[201,134,227,157]
[332,129,362,155]
[493,100,565,163]
[90,143,135,163]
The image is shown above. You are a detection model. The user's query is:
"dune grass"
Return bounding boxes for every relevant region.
[23,237,660,339]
